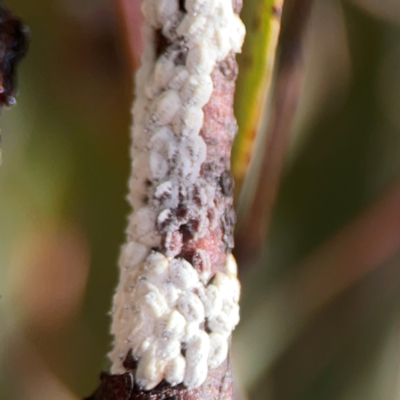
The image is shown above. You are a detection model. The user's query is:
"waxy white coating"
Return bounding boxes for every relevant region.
[109,0,245,391]
[110,250,240,390]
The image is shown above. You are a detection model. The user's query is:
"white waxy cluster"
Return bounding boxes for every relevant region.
[110,248,240,390]
[109,0,245,391]
[129,0,245,218]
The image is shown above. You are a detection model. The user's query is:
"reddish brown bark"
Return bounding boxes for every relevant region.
[164,53,238,278]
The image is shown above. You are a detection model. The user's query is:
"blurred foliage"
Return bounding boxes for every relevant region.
[232,0,282,195]
[0,0,400,399]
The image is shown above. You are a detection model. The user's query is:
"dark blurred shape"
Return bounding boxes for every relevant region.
[0,4,29,107]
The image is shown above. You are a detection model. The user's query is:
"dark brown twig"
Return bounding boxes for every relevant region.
[0,4,29,107]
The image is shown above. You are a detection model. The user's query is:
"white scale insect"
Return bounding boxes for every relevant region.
[109,0,245,391]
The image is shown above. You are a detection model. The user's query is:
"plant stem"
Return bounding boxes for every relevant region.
[86,1,245,398]
[235,0,313,270]
[232,0,284,195]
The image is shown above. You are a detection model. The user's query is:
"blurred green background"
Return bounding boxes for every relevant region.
[1,0,400,399]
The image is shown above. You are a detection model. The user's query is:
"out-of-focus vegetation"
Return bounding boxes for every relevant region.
[232,0,282,193]
[1,1,400,399]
